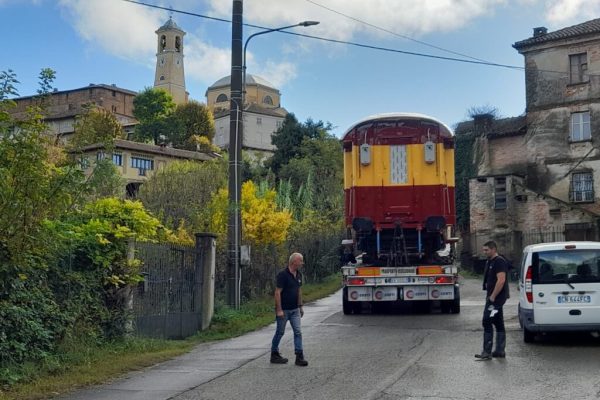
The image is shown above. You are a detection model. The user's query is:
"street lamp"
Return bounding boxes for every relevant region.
[243,21,319,105]
[227,17,319,309]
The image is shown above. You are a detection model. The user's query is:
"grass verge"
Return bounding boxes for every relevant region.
[1,274,341,400]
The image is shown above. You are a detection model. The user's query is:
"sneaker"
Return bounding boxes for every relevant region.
[270,351,288,364]
[474,353,492,361]
[295,352,308,366]
[492,351,506,358]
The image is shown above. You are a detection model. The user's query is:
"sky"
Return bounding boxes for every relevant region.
[2,0,600,137]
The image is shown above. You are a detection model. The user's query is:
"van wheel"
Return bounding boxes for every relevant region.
[523,327,535,343]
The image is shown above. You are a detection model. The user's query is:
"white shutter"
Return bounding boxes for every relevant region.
[390,145,407,184]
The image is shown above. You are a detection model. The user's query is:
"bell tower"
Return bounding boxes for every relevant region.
[154,17,188,104]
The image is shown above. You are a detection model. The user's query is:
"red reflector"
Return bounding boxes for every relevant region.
[435,276,453,284]
[525,266,533,303]
[565,245,576,249]
[348,278,365,285]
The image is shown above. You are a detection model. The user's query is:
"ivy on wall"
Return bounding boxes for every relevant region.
[455,132,477,230]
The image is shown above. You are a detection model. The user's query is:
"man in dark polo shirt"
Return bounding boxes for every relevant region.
[475,240,510,361]
[270,252,308,366]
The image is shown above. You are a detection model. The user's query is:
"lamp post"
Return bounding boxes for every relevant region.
[242,21,319,106]
[227,15,319,309]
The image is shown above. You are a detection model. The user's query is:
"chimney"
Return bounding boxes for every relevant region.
[473,113,494,133]
[533,27,547,37]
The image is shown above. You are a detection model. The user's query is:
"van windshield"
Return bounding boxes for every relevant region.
[533,249,600,284]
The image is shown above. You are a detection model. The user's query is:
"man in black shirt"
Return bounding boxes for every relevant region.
[270,252,308,366]
[475,241,509,360]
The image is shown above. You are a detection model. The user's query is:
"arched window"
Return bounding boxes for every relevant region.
[160,75,165,81]
[175,36,181,52]
[263,95,273,105]
[216,93,228,103]
[160,35,166,51]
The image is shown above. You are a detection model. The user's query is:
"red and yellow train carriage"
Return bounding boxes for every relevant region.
[342,113,456,266]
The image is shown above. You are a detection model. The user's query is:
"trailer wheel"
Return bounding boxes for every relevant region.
[440,300,452,313]
[343,287,352,315]
[450,286,461,314]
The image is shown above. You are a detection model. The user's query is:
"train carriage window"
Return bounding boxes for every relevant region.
[390,145,407,184]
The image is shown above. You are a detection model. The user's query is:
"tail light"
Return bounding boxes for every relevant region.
[435,276,454,284]
[525,265,533,303]
[348,277,365,285]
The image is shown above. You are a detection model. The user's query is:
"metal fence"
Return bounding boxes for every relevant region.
[521,226,565,247]
[133,242,202,339]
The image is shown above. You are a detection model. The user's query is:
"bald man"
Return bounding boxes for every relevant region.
[270,252,308,366]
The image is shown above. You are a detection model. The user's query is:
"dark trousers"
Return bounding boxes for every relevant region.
[482,300,505,334]
[481,300,505,354]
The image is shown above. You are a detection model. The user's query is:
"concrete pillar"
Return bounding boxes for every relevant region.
[195,233,217,331]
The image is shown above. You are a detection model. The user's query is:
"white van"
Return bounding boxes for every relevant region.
[518,241,600,342]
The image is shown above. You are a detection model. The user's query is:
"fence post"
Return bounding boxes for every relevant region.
[196,233,217,331]
[125,238,135,336]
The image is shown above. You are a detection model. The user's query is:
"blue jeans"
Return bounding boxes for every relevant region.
[271,308,303,354]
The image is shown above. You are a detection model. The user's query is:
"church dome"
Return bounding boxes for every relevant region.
[209,74,278,91]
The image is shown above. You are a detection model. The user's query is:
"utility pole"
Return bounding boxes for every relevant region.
[227,0,243,308]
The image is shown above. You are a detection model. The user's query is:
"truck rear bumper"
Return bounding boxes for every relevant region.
[345,284,458,301]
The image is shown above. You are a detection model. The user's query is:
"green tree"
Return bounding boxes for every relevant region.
[278,130,343,218]
[0,69,18,101]
[0,69,88,374]
[268,114,330,174]
[137,159,227,231]
[0,69,82,272]
[132,87,176,144]
[66,106,126,200]
[169,100,216,149]
[69,106,125,151]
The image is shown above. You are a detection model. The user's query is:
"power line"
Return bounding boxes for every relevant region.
[304,0,490,63]
[124,0,523,71]
[124,0,599,78]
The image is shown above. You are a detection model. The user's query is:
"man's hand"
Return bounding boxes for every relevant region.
[276,309,284,318]
[300,307,304,318]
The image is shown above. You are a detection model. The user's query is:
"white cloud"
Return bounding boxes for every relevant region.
[206,0,506,40]
[55,0,299,89]
[184,37,231,86]
[255,61,298,88]
[57,0,600,93]
[543,0,600,25]
[59,0,163,62]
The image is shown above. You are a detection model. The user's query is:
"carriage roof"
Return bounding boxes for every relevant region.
[342,112,454,139]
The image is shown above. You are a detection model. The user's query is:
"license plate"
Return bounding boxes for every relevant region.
[380,277,411,284]
[557,295,591,304]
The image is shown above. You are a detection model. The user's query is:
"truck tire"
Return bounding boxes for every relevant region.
[343,287,352,315]
[440,300,452,313]
[450,286,460,314]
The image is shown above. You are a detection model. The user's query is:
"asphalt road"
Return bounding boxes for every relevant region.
[174,277,600,400]
[62,276,600,400]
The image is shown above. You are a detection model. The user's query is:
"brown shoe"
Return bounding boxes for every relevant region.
[270,351,288,364]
